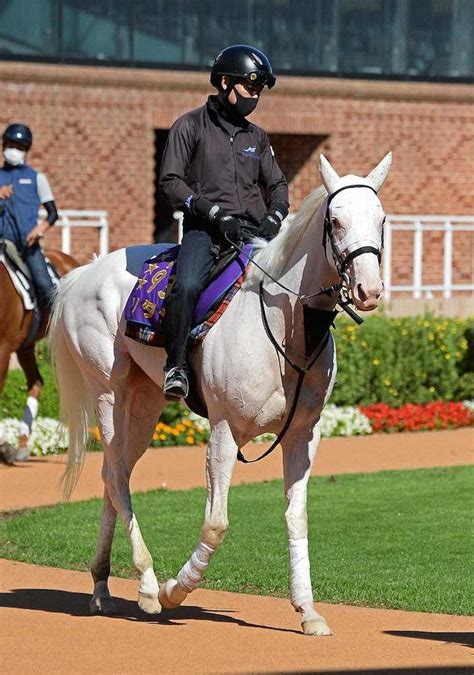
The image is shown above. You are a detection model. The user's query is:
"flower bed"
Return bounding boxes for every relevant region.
[360,401,473,433]
[1,401,472,456]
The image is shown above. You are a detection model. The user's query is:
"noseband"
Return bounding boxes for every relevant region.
[323,184,383,274]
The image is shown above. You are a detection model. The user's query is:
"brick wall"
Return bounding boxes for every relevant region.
[1,61,472,297]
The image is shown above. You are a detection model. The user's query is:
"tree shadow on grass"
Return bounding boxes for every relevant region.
[0,588,301,634]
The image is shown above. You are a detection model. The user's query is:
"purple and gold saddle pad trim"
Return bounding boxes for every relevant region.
[124,243,253,347]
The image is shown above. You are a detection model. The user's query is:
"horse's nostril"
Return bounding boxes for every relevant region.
[357,284,368,302]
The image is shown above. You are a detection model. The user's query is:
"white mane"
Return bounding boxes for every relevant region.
[247,185,327,283]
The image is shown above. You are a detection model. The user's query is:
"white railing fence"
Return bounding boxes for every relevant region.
[384,215,474,300]
[39,209,109,256]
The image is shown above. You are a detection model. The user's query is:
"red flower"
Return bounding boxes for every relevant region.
[360,401,473,433]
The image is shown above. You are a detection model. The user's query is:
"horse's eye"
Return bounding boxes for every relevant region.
[331,216,340,227]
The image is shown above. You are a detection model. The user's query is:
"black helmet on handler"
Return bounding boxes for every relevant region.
[2,123,33,150]
[210,45,276,90]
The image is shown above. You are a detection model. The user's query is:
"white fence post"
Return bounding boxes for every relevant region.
[383,219,392,302]
[443,221,453,299]
[99,214,109,257]
[413,219,423,299]
[61,214,71,255]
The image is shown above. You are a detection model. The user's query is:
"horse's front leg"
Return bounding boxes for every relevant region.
[160,420,237,608]
[281,423,332,636]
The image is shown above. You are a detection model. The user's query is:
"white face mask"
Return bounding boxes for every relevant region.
[3,147,26,166]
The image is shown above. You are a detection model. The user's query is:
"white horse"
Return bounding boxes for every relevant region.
[49,152,391,635]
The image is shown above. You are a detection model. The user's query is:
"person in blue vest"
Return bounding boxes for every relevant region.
[0,123,58,311]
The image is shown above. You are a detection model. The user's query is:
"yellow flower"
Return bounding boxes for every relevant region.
[176,423,186,432]
[159,434,167,441]
[444,353,451,360]
[383,378,391,386]
[372,358,380,366]
[153,433,159,440]
[183,419,193,427]
[186,435,195,445]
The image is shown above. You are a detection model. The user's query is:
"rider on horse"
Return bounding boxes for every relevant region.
[159,44,289,399]
[0,123,58,313]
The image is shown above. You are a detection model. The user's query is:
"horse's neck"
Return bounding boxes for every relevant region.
[270,200,338,311]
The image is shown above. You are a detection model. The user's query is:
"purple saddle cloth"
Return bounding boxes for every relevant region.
[124,243,253,347]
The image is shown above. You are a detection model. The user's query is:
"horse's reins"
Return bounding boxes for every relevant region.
[226,183,384,463]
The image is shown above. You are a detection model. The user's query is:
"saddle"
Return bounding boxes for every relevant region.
[124,242,254,418]
[124,242,253,348]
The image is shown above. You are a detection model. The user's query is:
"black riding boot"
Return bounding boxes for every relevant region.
[163,230,215,400]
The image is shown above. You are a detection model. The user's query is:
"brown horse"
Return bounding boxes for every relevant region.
[0,247,79,461]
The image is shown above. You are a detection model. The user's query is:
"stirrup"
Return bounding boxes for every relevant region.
[163,367,189,401]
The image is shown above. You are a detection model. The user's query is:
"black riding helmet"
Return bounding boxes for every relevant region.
[2,123,33,150]
[210,45,276,90]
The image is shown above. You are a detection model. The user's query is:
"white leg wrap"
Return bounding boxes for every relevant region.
[177,542,215,593]
[20,396,39,437]
[140,567,159,595]
[289,537,314,609]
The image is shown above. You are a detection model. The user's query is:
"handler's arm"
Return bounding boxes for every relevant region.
[159,117,198,211]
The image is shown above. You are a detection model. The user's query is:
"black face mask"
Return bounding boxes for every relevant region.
[233,88,259,117]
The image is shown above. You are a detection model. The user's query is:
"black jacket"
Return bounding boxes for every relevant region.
[159,96,289,234]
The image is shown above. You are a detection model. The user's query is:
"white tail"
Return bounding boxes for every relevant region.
[49,266,95,499]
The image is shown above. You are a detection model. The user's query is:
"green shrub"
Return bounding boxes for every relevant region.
[1,363,60,419]
[331,315,473,406]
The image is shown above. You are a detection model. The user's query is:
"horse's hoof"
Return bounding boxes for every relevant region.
[302,618,333,636]
[159,579,188,609]
[138,591,162,614]
[0,443,17,465]
[90,595,118,615]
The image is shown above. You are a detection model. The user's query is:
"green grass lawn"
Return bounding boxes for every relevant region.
[1,466,472,615]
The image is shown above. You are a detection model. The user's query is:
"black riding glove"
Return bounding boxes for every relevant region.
[213,211,242,243]
[190,195,241,243]
[259,213,282,240]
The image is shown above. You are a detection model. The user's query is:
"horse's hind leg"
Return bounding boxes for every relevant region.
[160,420,238,609]
[90,484,118,614]
[92,363,165,615]
[281,424,332,636]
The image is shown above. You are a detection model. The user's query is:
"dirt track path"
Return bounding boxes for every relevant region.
[1,429,473,673]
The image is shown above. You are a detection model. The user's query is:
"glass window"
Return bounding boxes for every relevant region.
[0,0,471,82]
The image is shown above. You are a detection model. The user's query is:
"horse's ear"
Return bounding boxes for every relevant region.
[366,152,392,192]
[319,154,340,194]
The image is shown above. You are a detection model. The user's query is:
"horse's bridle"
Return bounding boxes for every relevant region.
[322,183,383,276]
[227,182,384,318]
[233,183,385,464]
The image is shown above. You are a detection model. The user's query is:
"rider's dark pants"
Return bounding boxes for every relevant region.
[164,230,216,370]
[23,243,56,311]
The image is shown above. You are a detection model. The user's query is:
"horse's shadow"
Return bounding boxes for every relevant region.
[0,587,301,634]
[384,630,474,649]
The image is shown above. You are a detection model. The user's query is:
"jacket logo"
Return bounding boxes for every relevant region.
[19,178,32,184]
[242,146,260,159]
